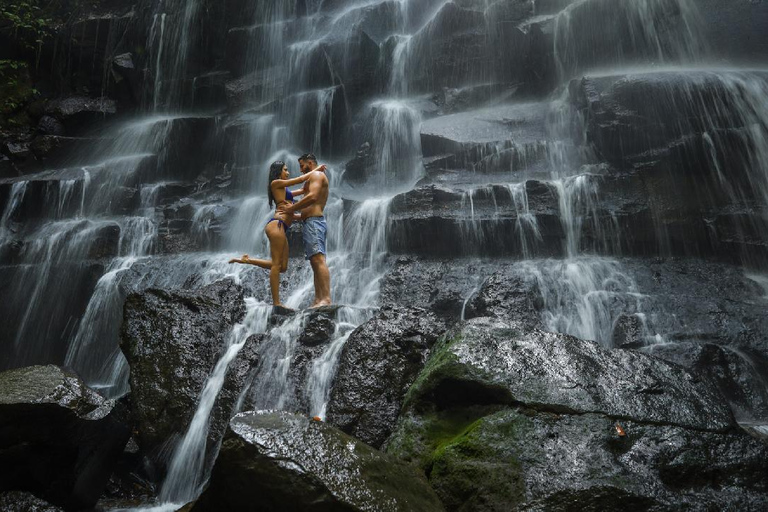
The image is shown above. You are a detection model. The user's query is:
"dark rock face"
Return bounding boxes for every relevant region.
[326,306,447,448]
[380,257,544,327]
[45,97,117,135]
[192,411,444,512]
[645,342,768,425]
[380,256,768,423]
[387,319,768,510]
[0,365,130,510]
[119,280,257,459]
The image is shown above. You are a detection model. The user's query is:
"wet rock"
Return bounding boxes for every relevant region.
[401,317,734,430]
[462,271,543,330]
[120,280,258,460]
[297,313,335,346]
[388,183,565,257]
[380,257,509,321]
[111,53,141,106]
[570,71,768,200]
[0,491,63,511]
[551,0,701,78]
[0,365,131,510]
[45,97,117,134]
[404,3,494,92]
[697,0,768,63]
[419,102,548,162]
[87,223,121,259]
[0,154,19,179]
[611,313,645,349]
[224,69,286,111]
[2,141,31,161]
[326,306,447,448]
[37,116,65,136]
[190,71,229,109]
[342,142,374,184]
[48,10,138,95]
[433,83,522,115]
[395,407,768,511]
[192,410,444,512]
[387,319,768,510]
[644,342,768,425]
[29,135,102,163]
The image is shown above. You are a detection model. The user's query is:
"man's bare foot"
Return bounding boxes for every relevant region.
[309,300,332,309]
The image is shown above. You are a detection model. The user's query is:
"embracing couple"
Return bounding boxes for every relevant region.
[230,153,331,309]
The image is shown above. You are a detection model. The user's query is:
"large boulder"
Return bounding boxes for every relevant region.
[192,410,444,512]
[387,318,768,510]
[326,306,447,448]
[0,491,63,512]
[0,365,130,510]
[119,280,258,460]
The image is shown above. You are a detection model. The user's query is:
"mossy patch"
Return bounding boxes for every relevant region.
[402,328,514,413]
[393,408,530,511]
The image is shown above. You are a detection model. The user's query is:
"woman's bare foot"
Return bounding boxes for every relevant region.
[229,254,250,264]
[309,300,332,309]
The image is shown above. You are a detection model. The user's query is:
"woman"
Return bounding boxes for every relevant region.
[229,160,325,306]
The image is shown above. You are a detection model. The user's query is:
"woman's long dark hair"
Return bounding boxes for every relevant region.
[267,160,285,208]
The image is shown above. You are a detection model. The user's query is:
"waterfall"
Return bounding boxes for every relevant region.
[4,0,768,507]
[0,182,27,237]
[552,0,704,79]
[160,299,271,504]
[523,258,663,347]
[368,100,423,189]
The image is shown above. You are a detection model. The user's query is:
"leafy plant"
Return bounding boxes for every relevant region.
[0,0,55,53]
[0,59,38,121]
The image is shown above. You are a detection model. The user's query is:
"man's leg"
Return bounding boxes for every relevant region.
[309,253,331,307]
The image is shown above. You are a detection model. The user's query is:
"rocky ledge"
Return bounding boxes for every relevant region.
[120,279,259,464]
[192,410,444,512]
[387,318,768,510]
[0,365,130,510]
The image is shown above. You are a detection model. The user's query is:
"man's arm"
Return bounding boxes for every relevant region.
[282,172,323,214]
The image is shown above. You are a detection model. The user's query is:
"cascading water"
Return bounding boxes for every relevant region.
[3,0,768,507]
[159,299,271,505]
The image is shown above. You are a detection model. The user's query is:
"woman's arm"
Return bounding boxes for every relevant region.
[271,172,311,190]
[271,164,327,190]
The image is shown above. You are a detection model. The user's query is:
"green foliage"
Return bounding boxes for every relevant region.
[0,59,38,123]
[0,0,55,52]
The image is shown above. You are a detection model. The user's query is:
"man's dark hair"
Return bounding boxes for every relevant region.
[299,153,317,164]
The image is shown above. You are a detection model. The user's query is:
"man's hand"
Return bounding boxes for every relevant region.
[276,201,293,215]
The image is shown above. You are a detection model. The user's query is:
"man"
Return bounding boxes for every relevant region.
[279,153,331,307]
